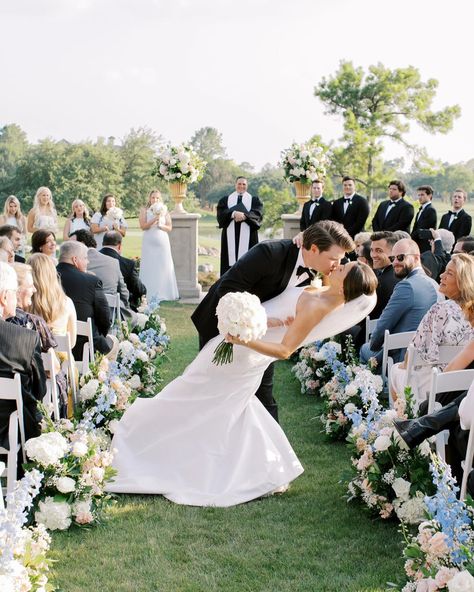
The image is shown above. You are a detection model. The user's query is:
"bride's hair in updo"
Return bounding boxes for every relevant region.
[343,262,377,303]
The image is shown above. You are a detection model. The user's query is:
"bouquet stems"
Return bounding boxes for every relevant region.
[212,340,234,365]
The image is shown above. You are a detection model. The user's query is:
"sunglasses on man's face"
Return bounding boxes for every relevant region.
[388,253,417,263]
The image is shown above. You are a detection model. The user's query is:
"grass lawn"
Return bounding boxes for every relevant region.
[50,302,404,592]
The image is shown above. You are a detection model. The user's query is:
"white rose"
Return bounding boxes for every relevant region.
[56,476,76,494]
[344,403,357,415]
[35,497,72,531]
[136,350,148,362]
[128,374,142,390]
[135,313,148,329]
[129,333,140,344]
[25,432,69,467]
[119,341,135,356]
[72,499,92,517]
[392,477,411,501]
[447,571,474,592]
[72,441,88,457]
[345,383,358,397]
[108,419,119,434]
[373,434,391,452]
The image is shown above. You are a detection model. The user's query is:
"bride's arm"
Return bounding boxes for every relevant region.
[228,300,329,360]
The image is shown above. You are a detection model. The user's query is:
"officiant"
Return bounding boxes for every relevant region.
[216,176,263,275]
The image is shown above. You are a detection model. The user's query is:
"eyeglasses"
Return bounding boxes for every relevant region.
[388,253,417,263]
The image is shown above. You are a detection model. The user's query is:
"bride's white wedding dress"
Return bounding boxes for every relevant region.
[108,287,375,507]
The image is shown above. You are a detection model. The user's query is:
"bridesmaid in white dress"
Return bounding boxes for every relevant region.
[0,196,28,256]
[26,187,58,235]
[139,190,179,301]
[108,262,377,506]
[62,199,91,240]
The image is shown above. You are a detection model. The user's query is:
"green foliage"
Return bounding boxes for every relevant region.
[315,61,461,200]
[258,182,294,231]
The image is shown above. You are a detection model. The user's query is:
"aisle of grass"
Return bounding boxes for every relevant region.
[51,303,403,592]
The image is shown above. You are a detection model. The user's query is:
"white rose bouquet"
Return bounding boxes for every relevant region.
[213,292,267,365]
[153,143,206,184]
[279,142,329,183]
[105,206,123,223]
[149,202,168,217]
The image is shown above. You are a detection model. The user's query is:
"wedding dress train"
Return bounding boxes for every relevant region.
[108,287,375,507]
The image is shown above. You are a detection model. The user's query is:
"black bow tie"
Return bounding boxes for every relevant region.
[296,265,316,279]
[344,197,352,201]
[450,211,458,216]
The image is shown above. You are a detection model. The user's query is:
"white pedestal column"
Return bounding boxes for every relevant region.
[169,213,202,299]
[281,214,301,240]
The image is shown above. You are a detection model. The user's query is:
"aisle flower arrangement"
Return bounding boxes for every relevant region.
[0,469,54,591]
[346,392,436,522]
[279,142,329,183]
[393,458,474,591]
[153,143,206,184]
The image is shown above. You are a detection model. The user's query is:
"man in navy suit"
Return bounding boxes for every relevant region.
[331,176,370,240]
[411,185,438,253]
[300,179,332,231]
[372,180,414,234]
[439,189,472,244]
[359,238,440,367]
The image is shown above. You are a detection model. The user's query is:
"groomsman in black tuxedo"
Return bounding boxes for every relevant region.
[217,176,263,276]
[372,180,414,233]
[331,176,370,240]
[411,185,438,253]
[191,221,355,422]
[439,188,472,244]
[299,179,332,231]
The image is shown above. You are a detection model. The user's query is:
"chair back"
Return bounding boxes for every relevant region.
[76,318,95,363]
[365,316,378,342]
[461,422,474,500]
[0,411,20,497]
[105,292,121,326]
[406,344,466,395]
[381,329,416,380]
[41,348,60,421]
[428,367,474,413]
[0,374,25,462]
[0,461,5,508]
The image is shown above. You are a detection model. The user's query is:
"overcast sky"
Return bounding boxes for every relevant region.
[1,0,472,170]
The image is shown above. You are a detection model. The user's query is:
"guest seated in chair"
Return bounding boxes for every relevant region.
[390,254,474,402]
[0,262,46,454]
[420,228,454,283]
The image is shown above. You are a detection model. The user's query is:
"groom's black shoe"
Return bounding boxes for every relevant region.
[393,402,460,449]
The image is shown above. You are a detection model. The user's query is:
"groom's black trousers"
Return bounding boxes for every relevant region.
[198,334,279,423]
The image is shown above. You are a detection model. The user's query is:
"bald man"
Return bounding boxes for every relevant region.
[360,239,441,367]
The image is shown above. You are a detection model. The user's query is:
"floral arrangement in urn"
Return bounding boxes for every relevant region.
[280,142,329,184]
[153,143,206,184]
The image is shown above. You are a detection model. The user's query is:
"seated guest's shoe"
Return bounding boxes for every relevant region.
[393,403,460,449]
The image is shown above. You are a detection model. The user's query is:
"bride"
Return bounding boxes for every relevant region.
[108,261,377,506]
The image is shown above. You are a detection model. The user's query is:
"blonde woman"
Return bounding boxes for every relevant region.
[139,189,178,301]
[390,253,474,402]
[62,199,91,240]
[0,195,27,236]
[27,187,58,234]
[29,253,77,347]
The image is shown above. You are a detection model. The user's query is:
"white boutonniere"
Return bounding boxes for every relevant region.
[311,272,324,289]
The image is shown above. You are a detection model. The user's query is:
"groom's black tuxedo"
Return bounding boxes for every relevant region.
[191,239,300,422]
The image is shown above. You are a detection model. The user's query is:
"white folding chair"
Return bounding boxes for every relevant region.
[365,316,378,342]
[461,422,474,500]
[54,332,77,405]
[41,349,60,421]
[428,368,474,461]
[0,461,5,508]
[405,344,466,402]
[0,375,25,495]
[76,318,95,364]
[381,330,416,404]
[105,292,121,327]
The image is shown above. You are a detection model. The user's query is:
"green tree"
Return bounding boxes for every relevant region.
[190,126,226,161]
[0,124,29,197]
[315,61,461,200]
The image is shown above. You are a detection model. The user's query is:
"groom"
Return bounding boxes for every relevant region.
[191,220,355,422]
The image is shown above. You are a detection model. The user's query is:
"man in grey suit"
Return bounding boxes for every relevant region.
[71,229,136,325]
[359,238,441,367]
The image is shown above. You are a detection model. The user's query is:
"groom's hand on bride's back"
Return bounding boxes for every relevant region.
[293,232,303,248]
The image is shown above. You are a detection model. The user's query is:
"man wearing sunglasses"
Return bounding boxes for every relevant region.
[360,238,441,368]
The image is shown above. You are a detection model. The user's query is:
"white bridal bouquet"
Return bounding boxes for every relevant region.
[149,202,168,217]
[213,292,267,365]
[153,143,206,184]
[280,142,329,183]
[105,206,123,222]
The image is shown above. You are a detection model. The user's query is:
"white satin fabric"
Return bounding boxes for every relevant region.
[108,288,376,506]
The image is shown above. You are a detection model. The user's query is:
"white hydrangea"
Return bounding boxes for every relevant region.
[447,571,474,592]
[135,313,148,329]
[71,440,88,458]
[128,374,142,390]
[216,292,267,342]
[24,432,69,467]
[35,497,72,530]
[79,379,100,402]
[394,493,426,525]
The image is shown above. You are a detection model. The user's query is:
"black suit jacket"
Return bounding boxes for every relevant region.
[372,199,414,233]
[411,203,437,253]
[371,266,400,320]
[100,247,146,311]
[421,240,450,282]
[331,193,370,239]
[14,254,26,263]
[56,262,112,357]
[0,321,46,449]
[439,210,472,243]
[300,197,332,231]
[191,239,299,347]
